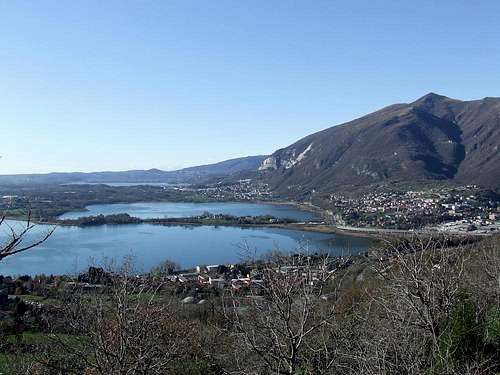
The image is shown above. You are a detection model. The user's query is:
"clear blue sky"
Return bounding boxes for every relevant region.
[1,0,499,174]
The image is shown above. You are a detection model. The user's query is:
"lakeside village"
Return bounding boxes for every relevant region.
[316,186,500,234]
[173,179,273,201]
[0,254,351,318]
[179,181,500,234]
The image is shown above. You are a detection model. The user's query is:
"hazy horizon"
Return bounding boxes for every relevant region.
[1,1,499,174]
[0,154,268,175]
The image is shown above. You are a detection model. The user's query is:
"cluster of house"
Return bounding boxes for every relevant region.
[161,256,350,302]
[174,180,273,201]
[0,253,354,311]
[434,213,500,234]
[326,186,499,230]
[160,264,264,292]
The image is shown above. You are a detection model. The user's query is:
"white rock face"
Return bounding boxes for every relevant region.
[259,143,313,171]
[290,143,313,168]
[258,156,278,170]
[283,143,313,169]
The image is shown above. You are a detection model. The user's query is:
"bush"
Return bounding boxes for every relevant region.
[439,297,482,365]
[484,307,500,351]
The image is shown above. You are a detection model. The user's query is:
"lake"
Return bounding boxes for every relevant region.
[58,201,320,221]
[0,202,374,276]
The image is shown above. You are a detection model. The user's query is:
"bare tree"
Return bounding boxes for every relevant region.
[367,235,470,373]
[478,237,500,304]
[221,252,350,375]
[0,211,55,261]
[40,259,197,375]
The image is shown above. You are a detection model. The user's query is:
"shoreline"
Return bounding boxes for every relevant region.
[0,214,432,241]
[3,213,378,238]
[4,201,490,238]
[269,223,383,239]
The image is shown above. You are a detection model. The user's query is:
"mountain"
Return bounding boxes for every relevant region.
[0,155,266,185]
[173,155,267,179]
[259,93,500,193]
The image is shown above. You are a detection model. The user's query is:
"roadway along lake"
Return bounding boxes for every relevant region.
[1,203,374,276]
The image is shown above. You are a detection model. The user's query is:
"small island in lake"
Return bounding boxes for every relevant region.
[56,212,303,227]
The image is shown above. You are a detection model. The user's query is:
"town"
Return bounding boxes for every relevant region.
[173,179,274,202]
[321,185,500,234]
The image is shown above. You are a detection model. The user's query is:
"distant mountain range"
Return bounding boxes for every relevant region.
[258,93,500,193]
[0,155,266,185]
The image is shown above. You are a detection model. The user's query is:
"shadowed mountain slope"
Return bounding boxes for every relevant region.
[259,93,500,192]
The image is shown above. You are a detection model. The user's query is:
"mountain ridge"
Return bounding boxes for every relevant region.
[258,93,500,193]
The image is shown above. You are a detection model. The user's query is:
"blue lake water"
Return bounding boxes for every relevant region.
[58,201,320,221]
[0,203,374,276]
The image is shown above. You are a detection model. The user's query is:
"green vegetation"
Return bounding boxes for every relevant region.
[57,212,299,227]
[5,332,83,346]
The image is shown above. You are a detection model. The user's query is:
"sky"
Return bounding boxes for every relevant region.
[0,1,499,174]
